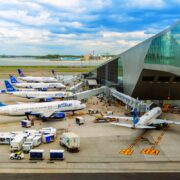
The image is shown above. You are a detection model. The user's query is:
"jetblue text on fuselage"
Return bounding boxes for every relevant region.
[58,102,72,108]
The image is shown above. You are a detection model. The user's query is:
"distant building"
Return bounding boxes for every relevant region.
[83,54,92,61]
[83,54,103,61]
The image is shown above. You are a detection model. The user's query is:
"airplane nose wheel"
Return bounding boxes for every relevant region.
[72,111,75,116]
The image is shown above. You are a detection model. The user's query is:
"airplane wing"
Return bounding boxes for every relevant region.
[104,115,133,121]
[153,119,180,125]
[29,96,53,101]
[110,122,156,129]
[26,109,55,119]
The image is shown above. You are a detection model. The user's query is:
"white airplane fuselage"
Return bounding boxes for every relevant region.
[0,100,86,116]
[7,91,74,99]
[18,76,57,83]
[13,82,65,89]
[136,107,162,127]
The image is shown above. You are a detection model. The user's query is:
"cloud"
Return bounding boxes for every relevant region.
[124,0,166,9]
[100,31,154,41]
[0,0,179,55]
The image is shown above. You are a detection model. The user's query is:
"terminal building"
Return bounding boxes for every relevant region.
[90,21,180,103]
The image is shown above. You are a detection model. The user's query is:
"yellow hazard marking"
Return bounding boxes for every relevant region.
[141,148,160,155]
[120,148,134,155]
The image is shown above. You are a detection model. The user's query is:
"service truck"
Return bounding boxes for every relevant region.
[10,136,24,152]
[60,132,80,152]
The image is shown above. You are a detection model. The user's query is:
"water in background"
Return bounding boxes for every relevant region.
[0,57,105,66]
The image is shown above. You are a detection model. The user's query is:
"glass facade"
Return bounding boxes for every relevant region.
[118,57,123,84]
[144,23,180,67]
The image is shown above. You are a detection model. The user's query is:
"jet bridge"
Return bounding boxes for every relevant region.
[110,88,151,113]
[75,86,107,100]
[69,82,84,93]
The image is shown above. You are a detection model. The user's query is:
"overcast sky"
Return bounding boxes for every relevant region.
[0,0,179,55]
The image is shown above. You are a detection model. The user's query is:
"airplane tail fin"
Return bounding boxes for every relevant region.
[4,80,17,92]
[18,69,25,77]
[52,69,57,78]
[0,102,6,107]
[9,75,19,84]
[52,69,55,75]
[132,108,139,125]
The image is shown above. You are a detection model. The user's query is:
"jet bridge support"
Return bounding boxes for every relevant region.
[110,88,151,113]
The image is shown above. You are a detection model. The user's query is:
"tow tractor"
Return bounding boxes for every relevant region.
[10,151,24,160]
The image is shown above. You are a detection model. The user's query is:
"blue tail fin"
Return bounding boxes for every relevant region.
[4,80,17,92]
[132,108,139,125]
[9,75,19,84]
[18,69,25,77]
[0,102,6,107]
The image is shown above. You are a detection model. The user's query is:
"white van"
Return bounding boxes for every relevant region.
[60,132,80,152]
[10,136,24,152]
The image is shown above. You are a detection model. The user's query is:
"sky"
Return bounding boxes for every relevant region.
[0,0,179,55]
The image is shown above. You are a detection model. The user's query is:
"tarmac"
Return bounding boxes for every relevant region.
[0,74,180,173]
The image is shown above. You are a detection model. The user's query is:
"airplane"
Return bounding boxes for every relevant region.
[0,100,86,120]
[4,80,74,102]
[108,107,180,129]
[17,69,58,83]
[52,70,80,85]
[10,75,66,91]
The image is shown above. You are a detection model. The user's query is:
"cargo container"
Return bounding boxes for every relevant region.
[49,150,64,160]
[33,136,42,147]
[75,117,85,125]
[22,142,33,153]
[10,136,24,152]
[42,134,55,143]
[42,134,51,143]
[29,149,44,160]
[26,135,35,143]
[60,132,80,152]
[0,133,15,145]
[21,120,31,128]
[41,127,56,137]
[24,129,38,135]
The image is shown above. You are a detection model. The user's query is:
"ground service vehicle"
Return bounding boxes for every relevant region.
[10,136,24,152]
[10,152,24,160]
[60,132,80,152]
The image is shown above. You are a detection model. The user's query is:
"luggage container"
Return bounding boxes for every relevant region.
[49,150,64,160]
[10,136,24,152]
[0,133,15,145]
[24,129,38,135]
[11,131,23,136]
[42,134,51,143]
[29,149,44,160]
[75,117,85,125]
[60,132,80,152]
[22,142,33,153]
[21,120,31,128]
[33,136,42,147]
[26,135,35,143]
